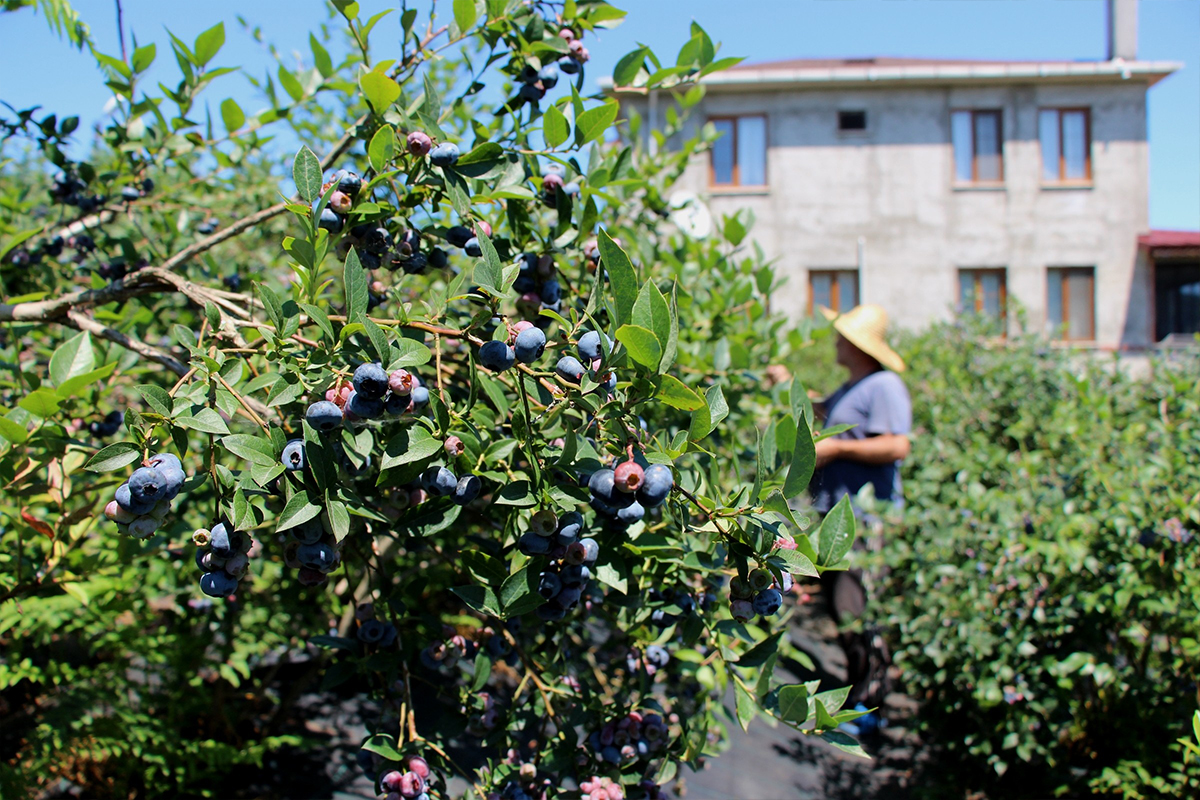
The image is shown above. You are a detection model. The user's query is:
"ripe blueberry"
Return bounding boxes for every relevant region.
[555,356,585,383]
[479,340,516,372]
[421,466,458,497]
[753,588,783,617]
[128,467,167,504]
[463,236,482,257]
[200,571,239,597]
[352,362,389,399]
[347,391,385,419]
[637,464,673,508]
[429,142,460,167]
[513,327,546,364]
[577,330,611,360]
[333,169,362,195]
[306,400,343,432]
[446,225,472,248]
[282,439,305,471]
[453,474,481,505]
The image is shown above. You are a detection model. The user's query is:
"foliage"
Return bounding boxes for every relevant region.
[0,2,858,798]
[872,319,1200,798]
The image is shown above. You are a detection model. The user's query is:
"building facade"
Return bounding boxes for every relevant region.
[610,4,1193,348]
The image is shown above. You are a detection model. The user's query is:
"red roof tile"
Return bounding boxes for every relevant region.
[1138,230,1200,249]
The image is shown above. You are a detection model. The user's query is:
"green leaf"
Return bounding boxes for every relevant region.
[790,376,814,430]
[49,331,95,386]
[594,559,629,595]
[819,729,869,758]
[131,42,156,73]
[778,684,809,723]
[0,415,29,444]
[543,103,569,149]
[734,678,757,732]
[464,551,508,585]
[220,97,244,133]
[278,65,304,102]
[656,374,704,411]
[361,317,391,366]
[176,407,230,435]
[57,362,117,399]
[575,100,619,146]
[300,303,335,341]
[361,733,404,761]
[762,488,800,529]
[770,547,819,579]
[814,698,839,730]
[136,384,173,417]
[221,434,277,467]
[394,501,461,537]
[380,425,441,470]
[193,22,225,66]
[292,145,322,203]
[453,0,478,32]
[783,411,816,498]
[344,248,368,320]
[19,389,62,418]
[451,585,500,616]
[391,336,432,369]
[501,566,543,616]
[472,650,493,692]
[474,231,504,295]
[85,442,142,473]
[360,69,400,113]
[309,33,333,78]
[737,632,783,668]
[615,325,661,370]
[495,480,536,507]
[326,499,351,541]
[276,491,322,531]
[613,46,648,87]
[368,124,395,173]
[816,495,856,569]
[632,281,672,370]
[598,230,636,328]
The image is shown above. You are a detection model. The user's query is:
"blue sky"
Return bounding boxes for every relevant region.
[1,0,1196,229]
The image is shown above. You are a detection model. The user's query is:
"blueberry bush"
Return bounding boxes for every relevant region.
[864,320,1200,798]
[0,2,861,797]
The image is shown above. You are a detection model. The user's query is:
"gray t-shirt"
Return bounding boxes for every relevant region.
[810,370,912,514]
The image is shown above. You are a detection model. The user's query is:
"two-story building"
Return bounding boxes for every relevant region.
[609,0,1196,349]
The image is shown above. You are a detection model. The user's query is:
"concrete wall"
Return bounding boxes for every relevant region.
[623,80,1153,348]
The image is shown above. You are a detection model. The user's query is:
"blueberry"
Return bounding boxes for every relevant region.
[128,517,159,539]
[200,571,239,597]
[407,130,433,156]
[519,83,543,102]
[313,199,343,233]
[410,386,430,407]
[358,619,387,643]
[333,169,362,195]
[539,279,561,304]
[479,340,516,372]
[513,275,536,294]
[128,467,167,505]
[753,588,783,617]
[645,644,670,668]
[421,466,458,497]
[453,474,481,505]
[208,522,237,557]
[463,237,482,257]
[360,226,391,254]
[196,548,225,571]
[428,247,449,269]
[561,564,590,585]
[518,531,552,555]
[42,236,64,257]
[512,327,546,364]
[538,571,562,598]
[555,356,585,383]
[563,182,580,195]
[577,330,611,360]
[120,186,140,201]
[538,63,559,88]
[306,400,343,432]
[282,439,305,471]
[150,452,183,474]
[347,391,385,419]
[446,225,472,248]
[637,464,673,508]
[558,55,581,75]
[399,252,428,274]
[352,362,389,399]
[115,483,154,515]
[616,499,645,525]
[588,469,634,509]
[292,519,324,545]
[385,393,411,415]
[650,609,675,628]
[141,178,154,193]
[536,603,567,621]
[613,460,645,493]
[297,541,338,572]
[555,511,584,543]
[576,538,599,564]
[557,584,583,608]
[429,142,460,167]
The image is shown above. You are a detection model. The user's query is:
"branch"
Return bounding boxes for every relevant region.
[65,310,187,375]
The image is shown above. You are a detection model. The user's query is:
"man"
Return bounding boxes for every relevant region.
[809,303,912,733]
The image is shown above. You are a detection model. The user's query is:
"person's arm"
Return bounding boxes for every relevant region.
[814,433,910,468]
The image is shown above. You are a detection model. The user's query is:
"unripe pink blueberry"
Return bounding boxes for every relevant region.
[405,755,430,779]
[407,130,433,156]
[329,191,352,213]
[380,771,404,792]
[613,460,644,493]
[105,500,136,524]
[569,39,585,57]
[409,488,427,505]
[542,173,563,192]
[731,598,754,622]
[388,369,414,395]
[445,435,465,457]
[559,27,574,41]
[475,220,492,237]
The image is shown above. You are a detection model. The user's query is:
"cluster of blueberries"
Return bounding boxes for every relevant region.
[197,217,219,235]
[377,753,433,800]
[728,566,786,622]
[626,643,670,677]
[313,169,364,235]
[193,521,254,597]
[444,219,490,261]
[538,163,580,209]
[103,453,186,539]
[512,252,564,329]
[282,518,343,587]
[586,709,671,766]
[419,627,477,672]
[576,776,623,800]
[305,363,430,432]
[647,585,715,630]
[354,602,399,647]
[587,454,674,528]
[489,766,551,800]
[89,409,124,438]
[513,509,599,621]
[96,256,148,282]
[511,27,588,107]
[420,446,484,506]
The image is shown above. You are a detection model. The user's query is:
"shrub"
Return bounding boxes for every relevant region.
[874,320,1200,797]
[0,2,860,797]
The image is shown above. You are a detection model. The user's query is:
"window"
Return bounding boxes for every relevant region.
[1039,108,1091,183]
[951,109,1003,184]
[958,268,1007,335]
[1155,262,1200,340]
[808,269,859,315]
[838,110,867,132]
[709,115,766,187]
[1047,267,1095,341]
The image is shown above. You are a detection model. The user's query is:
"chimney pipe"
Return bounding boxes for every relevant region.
[1107,0,1138,61]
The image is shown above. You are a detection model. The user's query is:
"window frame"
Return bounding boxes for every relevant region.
[707,114,768,189]
[957,267,1008,336]
[807,269,860,316]
[951,108,1005,186]
[837,109,868,134]
[1046,266,1096,342]
[1039,107,1093,185]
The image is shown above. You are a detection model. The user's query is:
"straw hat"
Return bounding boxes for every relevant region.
[819,304,906,373]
